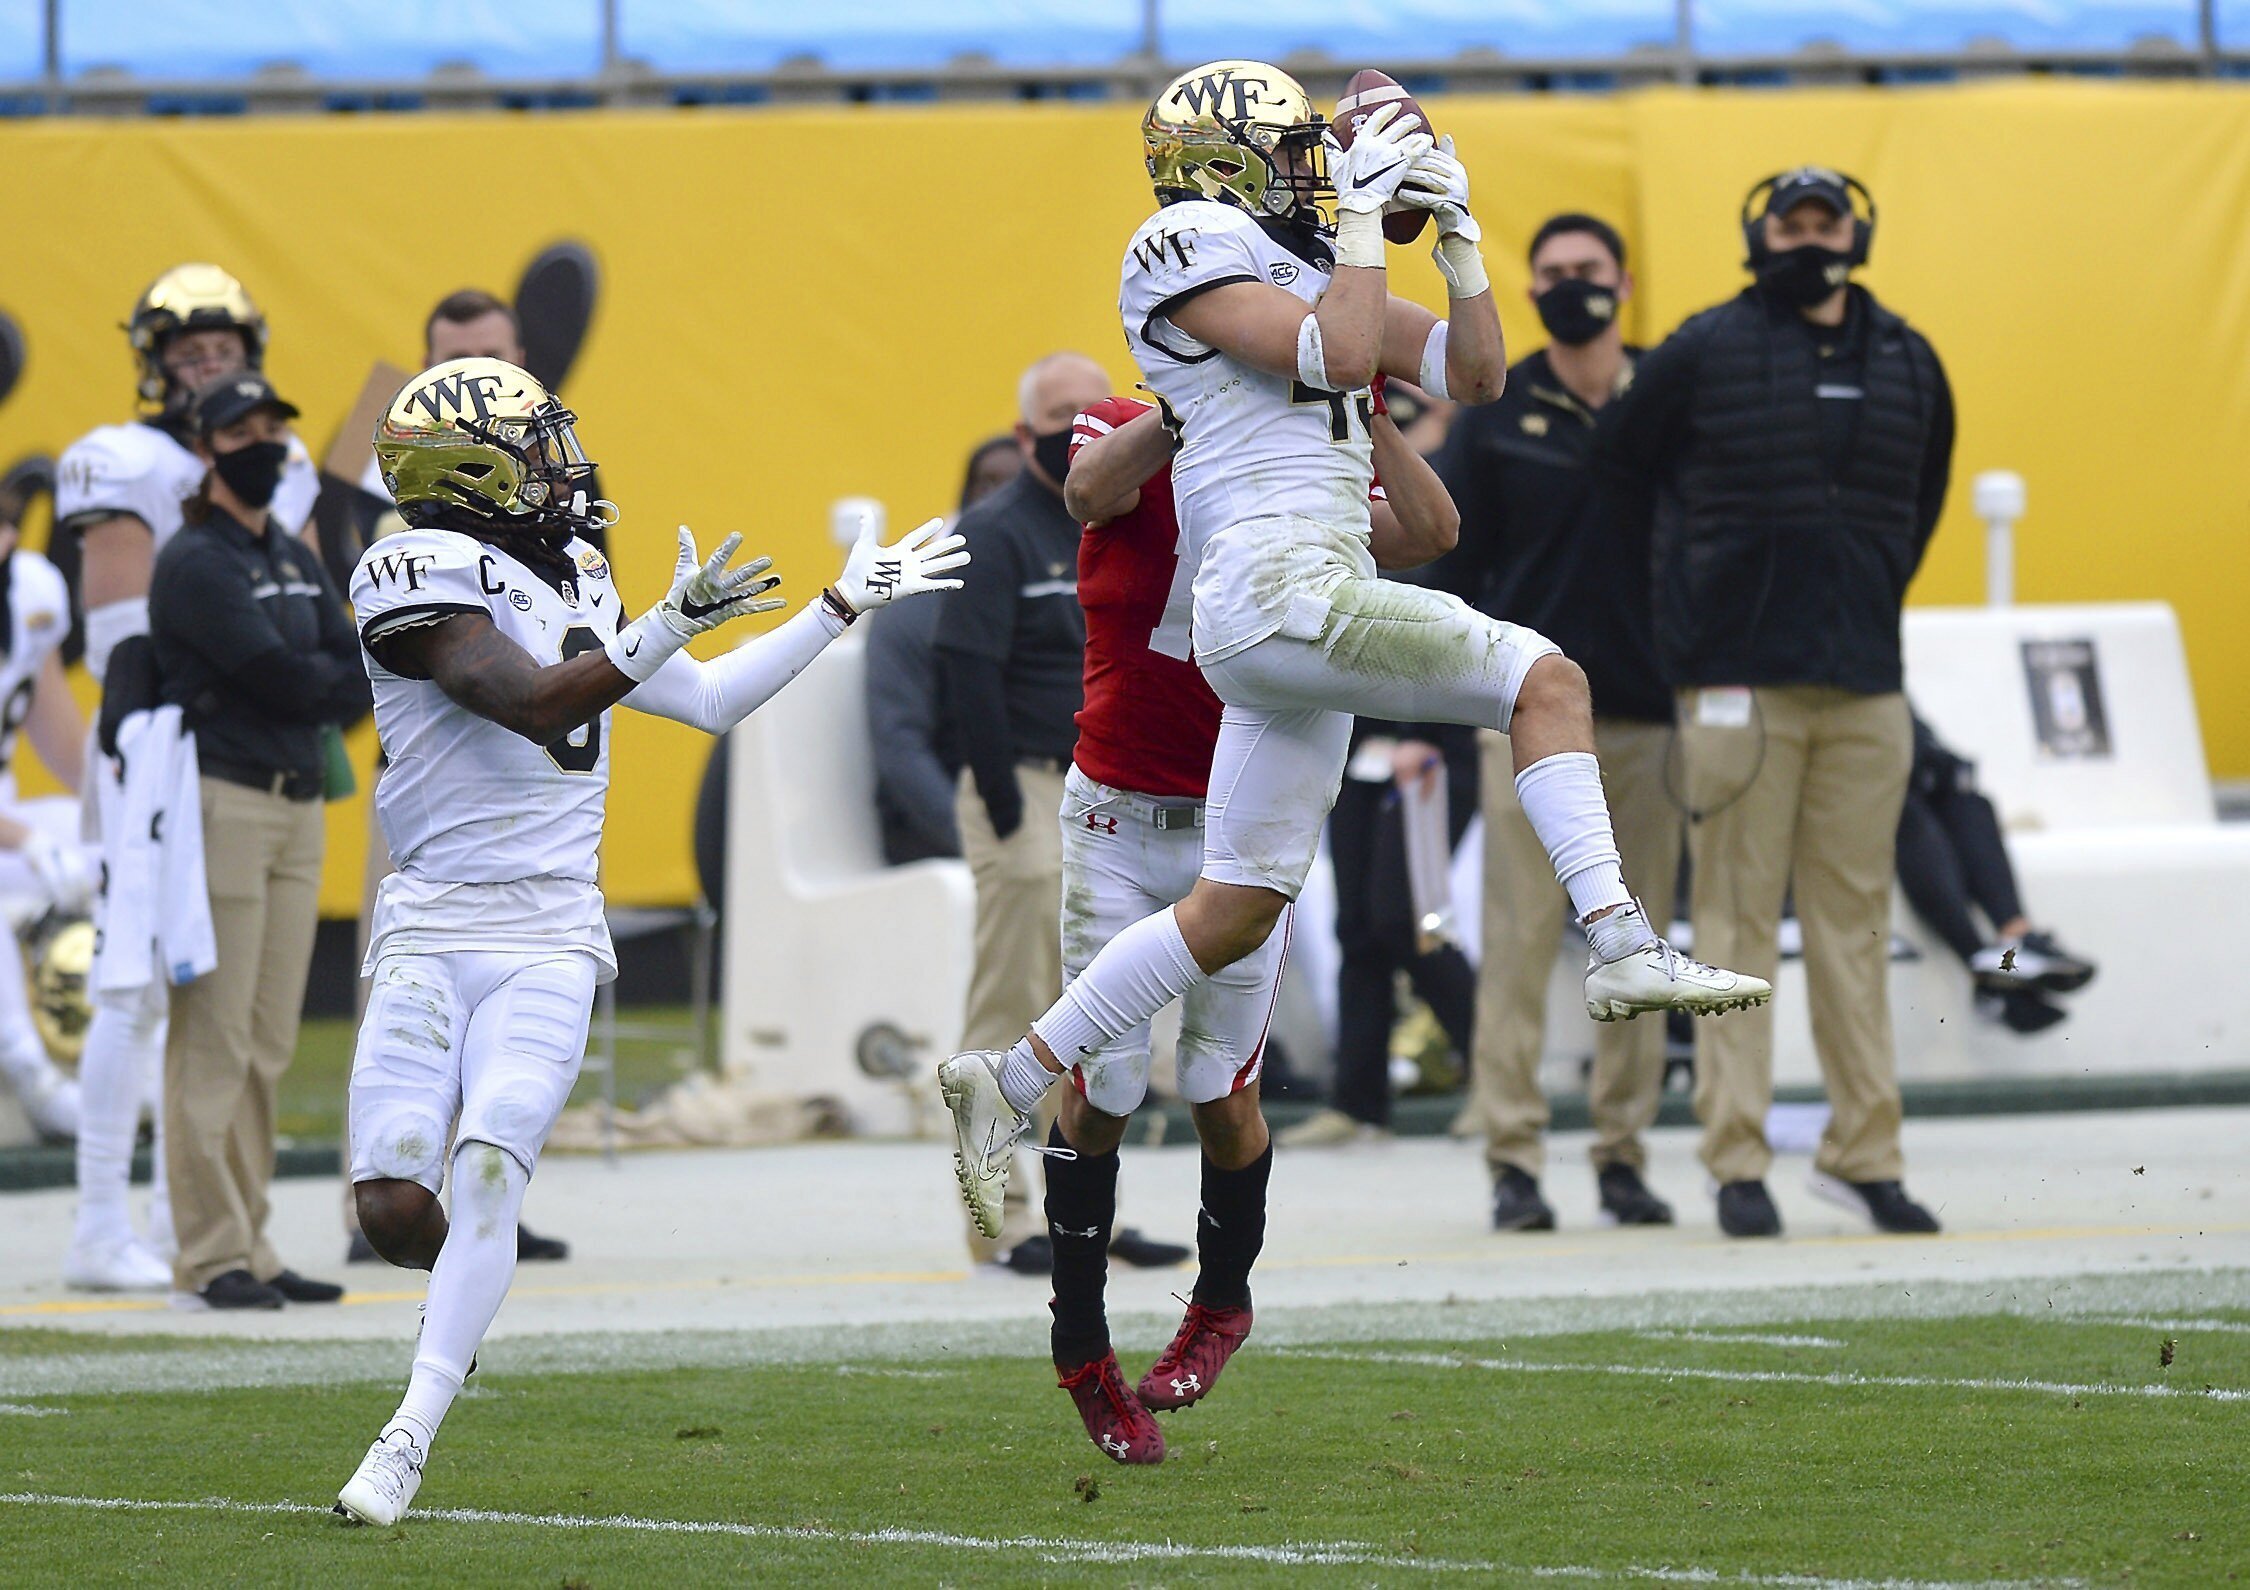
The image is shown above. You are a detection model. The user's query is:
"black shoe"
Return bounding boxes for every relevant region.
[1984,987,2069,1035]
[199,1268,285,1310]
[345,1230,378,1266]
[2017,930,2096,994]
[998,1235,1053,1275]
[1810,1174,1941,1234]
[268,1269,344,1304]
[1715,1180,1782,1238]
[1108,1227,1190,1268]
[517,1224,570,1262]
[1490,1167,1556,1232]
[1596,1163,1675,1226]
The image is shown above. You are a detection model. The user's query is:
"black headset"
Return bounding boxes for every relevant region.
[1740,167,1877,270]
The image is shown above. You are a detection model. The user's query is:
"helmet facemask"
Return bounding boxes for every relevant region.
[456,398,606,548]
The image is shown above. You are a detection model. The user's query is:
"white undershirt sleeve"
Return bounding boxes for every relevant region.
[620,601,847,734]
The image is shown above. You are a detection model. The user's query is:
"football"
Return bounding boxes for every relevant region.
[1333,68,1434,244]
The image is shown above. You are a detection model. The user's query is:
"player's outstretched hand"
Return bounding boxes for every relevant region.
[655,524,788,639]
[1326,101,1433,217]
[829,514,970,616]
[1393,134,1479,243]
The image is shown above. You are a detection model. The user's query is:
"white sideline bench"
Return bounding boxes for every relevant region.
[720,626,971,1136]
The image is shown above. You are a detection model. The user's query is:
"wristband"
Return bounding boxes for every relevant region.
[820,587,860,627]
[603,615,683,683]
[1417,321,1452,400]
[1334,206,1386,271]
[1432,232,1490,299]
[1295,314,1336,393]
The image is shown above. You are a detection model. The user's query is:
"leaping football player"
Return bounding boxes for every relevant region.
[333,357,966,1526]
[1045,376,1458,1464]
[942,61,1770,1243]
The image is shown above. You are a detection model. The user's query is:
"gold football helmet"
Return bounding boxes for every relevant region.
[1144,60,1329,223]
[30,916,93,1070]
[374,357,604,542]
[126,263,266,407]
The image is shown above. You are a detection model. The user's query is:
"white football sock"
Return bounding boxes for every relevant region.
[388,1141,527,1451]
[997,1042,1057,1116]
[1029,906,1207,1067]
[1514,752,1639,926]
[72,984,165,1246]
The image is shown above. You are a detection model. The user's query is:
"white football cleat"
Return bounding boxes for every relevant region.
[62,1231,172,1292]
[335,1429,425,1527]
[1586,938,1771,1022]
[937,1049,1031,1241]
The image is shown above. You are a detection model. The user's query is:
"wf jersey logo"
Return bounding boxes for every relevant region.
[1131,230,1198,272]
[1083,813,1119,834]
[365,550,437,592]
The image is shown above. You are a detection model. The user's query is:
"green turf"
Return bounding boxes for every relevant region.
[4,1309,2245,1586]
[276,1008,704,1143]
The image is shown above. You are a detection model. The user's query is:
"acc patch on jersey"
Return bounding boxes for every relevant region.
[510,589,534,610]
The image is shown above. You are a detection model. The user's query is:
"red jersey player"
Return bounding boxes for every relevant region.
[1040,384,1460,1465]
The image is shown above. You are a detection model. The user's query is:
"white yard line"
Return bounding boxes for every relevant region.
[0,1492,2085,1587]
[2053,1313,2250,1336]
[1278,1346,2250,1403]
[1637,1331,1847,1349]
[0,1402,65,1416]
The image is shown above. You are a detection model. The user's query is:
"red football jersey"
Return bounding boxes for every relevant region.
[1068,397,1220,799]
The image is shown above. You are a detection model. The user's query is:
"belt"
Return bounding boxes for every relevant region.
[1116,791,1205,831]
[203,759,323,802]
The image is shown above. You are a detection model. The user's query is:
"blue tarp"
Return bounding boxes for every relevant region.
[17,0,2225,82]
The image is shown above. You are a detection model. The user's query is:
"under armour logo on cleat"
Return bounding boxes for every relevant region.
[1170,1374,1202,1395]
[1101,1434,1131,1456]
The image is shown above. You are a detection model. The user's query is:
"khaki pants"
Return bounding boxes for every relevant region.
[956,762,1067,1259]
[1678,686,1912,1186]
[1466,719,1682,1180]
[167,779,325,1292]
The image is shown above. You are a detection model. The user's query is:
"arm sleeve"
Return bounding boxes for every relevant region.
[940,650,1021,836]
[347,528,497,651]
[1912,348,1956,566]
[1120,202,1270,364]
[864,604,966,856]
[1599,323,1702,477]
[622,601,847,734]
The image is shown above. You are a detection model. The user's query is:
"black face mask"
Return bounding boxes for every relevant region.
[212,438,289,510]
[1755,244,1855,308]
[1535,277,1621,347]
[1030,427,1074,486]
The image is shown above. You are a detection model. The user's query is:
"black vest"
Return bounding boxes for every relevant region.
[1652,286,1944,695]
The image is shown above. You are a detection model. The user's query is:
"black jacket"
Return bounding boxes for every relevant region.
[1428,346,1669,722]
[148,506,369,782]
[1604,284,1954,695]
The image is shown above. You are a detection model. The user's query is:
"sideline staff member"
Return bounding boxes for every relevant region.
[149,372,370,1308]
[1427,212,1679,1233]
[1605,167,1952,1239]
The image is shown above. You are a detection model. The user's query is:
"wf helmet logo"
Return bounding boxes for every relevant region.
[1173,69,1265,121]
[1084,813,1119,834]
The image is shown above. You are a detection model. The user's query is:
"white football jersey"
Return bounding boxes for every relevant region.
[56,420,320,553]
[0,551,70,805]
[1119,199,1379,661]
[351,527,622,898]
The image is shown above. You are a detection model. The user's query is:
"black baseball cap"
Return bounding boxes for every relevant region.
[1764,166,1852,219]
[188,370,298,435]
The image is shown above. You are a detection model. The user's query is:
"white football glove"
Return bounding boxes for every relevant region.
[1393,134,1480,243]
[605,525,786,682]
[830,514,970,616]
[23,835,92,915]
[1324,101,1433,216]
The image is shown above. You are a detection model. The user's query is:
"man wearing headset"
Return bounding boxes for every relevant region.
[1604,166,1954,1240]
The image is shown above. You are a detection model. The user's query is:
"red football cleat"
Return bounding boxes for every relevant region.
[1137,1301,1253,1411]
[1057,1352,1166,1465]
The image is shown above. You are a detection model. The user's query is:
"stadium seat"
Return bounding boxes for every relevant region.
[1691,0,2203,57]
[1160,0,1678,64]
[720,627,971,1138]
[617,0,1143,74]
[54,0,601,82]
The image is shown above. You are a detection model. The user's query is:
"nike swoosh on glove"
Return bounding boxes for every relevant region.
[1325,101,1433,215]
[830,513,970,616]
[605,525,786,682]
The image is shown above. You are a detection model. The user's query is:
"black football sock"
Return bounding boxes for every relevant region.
[1044,1119,1119,1368]
[1191,1141,1273,1310]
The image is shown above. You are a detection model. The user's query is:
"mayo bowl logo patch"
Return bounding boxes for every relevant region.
[577,548,609,582]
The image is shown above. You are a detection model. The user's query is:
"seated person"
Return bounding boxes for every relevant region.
[1895,713,2095,1033]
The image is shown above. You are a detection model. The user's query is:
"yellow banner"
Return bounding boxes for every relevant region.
[0,83,2240,913]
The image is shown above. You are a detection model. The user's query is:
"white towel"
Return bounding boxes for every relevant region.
[91,705,216,992]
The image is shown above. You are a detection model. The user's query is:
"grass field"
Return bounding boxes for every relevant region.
[5,1293,2246,1586]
